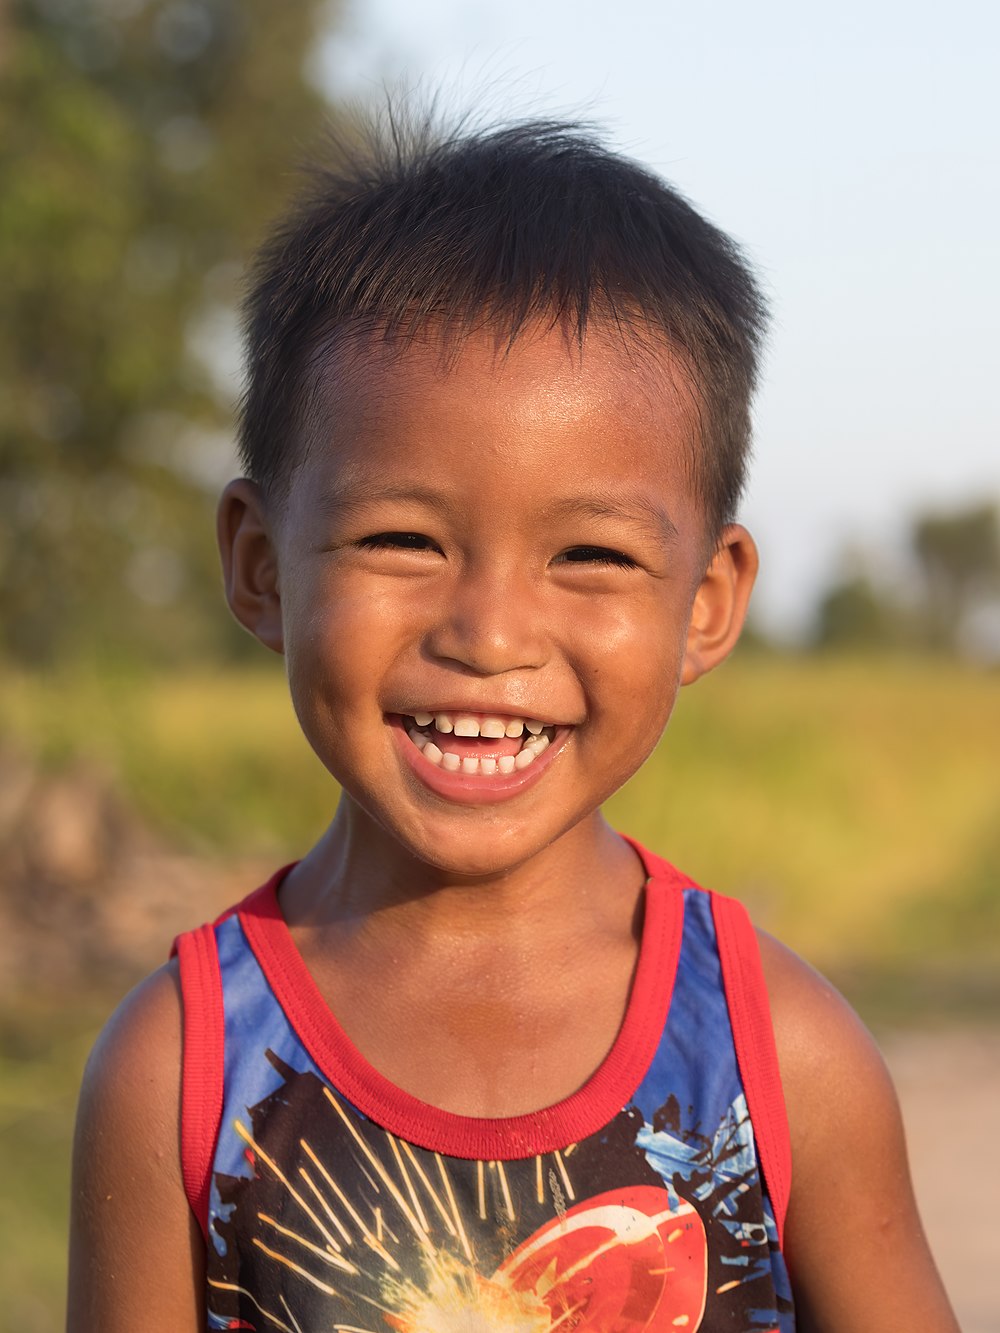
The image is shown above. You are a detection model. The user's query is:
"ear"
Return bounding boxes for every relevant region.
[216,478,284,653]
[681,524,758,685]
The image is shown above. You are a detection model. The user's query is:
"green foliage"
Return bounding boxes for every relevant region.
[912,502,1000,650]
[0,0,336,665]
[813,501,1000,657]
[812,570,911,651]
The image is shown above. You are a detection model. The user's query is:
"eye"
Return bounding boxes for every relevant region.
[559,545,638,569]
[356,531,441,553]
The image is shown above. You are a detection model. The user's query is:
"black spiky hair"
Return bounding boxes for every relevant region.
[237,110,768,532]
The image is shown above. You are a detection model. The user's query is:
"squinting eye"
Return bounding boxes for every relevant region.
[560,545,637,568]
[357,532,439,552]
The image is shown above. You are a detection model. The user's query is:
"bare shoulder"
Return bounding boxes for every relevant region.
[755,928,889,1127]
[75,961,185,1136]
[756,929,958,1332]
[67,962,205,1331]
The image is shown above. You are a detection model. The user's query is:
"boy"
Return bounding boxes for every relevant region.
[68,118,958,1331]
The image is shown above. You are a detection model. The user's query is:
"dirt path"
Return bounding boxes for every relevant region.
[881,1027,1000,1332]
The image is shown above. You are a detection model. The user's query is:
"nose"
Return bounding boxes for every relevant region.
[424,557,549,676]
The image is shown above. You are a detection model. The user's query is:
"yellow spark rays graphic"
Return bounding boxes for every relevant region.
[224,1094,651,1329]
[324,1089,433,1244]
[251,1237,339,1295]
[207,1278,296,1332]
[279,1290,305,1333]
[387,1133,430,1232]
[259,1211,353,1270]
[235,1120,347,1260]
[301,1141,400,1263]
[494,1159,516,1221]
[552,1150,575,1201]
[299,1165,353,1246]
[301,1135,400,1271]
[434,1151,474,1263]
[400,1138,459,1237]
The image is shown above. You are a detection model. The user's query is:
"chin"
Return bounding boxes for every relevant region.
[380,805,546,882]
[342,772,578,882]
[407,832,528,882]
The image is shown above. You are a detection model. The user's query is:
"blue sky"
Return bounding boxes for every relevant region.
[317,0,999,633]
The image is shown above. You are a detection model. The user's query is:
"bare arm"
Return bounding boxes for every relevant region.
[759,931,959,1332]
[67,962,205,1332]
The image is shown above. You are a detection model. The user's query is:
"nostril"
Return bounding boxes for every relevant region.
[424,598,549,676]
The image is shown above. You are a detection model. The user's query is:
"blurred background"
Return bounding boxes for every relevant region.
[1,0,998,1327]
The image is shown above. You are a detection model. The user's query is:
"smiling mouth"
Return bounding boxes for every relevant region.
[399,710,559,776]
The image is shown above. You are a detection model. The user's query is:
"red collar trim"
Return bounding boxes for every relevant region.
[237,841,687,1160]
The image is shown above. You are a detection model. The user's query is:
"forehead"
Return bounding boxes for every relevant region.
[294,321,707,537]
[322,318,695,446]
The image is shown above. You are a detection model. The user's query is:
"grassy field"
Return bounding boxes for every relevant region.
[2,653,999,1327]
[4,652,999,965]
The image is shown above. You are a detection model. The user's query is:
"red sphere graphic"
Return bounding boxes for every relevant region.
[496,1185,708,1330]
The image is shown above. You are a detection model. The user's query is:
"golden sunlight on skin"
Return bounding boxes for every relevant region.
[219,321,757,893]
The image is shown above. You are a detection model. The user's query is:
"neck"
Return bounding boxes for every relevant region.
[280,799,644,946]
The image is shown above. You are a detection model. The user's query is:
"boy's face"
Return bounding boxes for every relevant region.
[220,323,756,877]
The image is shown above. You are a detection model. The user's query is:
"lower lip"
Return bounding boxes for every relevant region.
[389,716,570,806]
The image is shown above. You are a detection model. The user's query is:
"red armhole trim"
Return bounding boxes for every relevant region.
[711,893,792,1247]
[174,923,225,1242]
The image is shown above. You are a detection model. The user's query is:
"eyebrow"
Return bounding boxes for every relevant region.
[544,495,679,545]
[317,480,679,545]
[316,480,453,520]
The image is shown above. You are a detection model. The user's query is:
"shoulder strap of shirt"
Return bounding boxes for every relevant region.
[710,891,792,1247]
[173,921,225,1241]
[171,874,293,1238]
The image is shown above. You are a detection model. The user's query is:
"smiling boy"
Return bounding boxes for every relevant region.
[68,120,958,1331]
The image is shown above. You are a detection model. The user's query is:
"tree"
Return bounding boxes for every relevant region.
[911,503,1000,652]
[0,0,338,664]
[812,503,1000,658]
[813,569,909,652]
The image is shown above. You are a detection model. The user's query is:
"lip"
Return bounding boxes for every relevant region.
[389,714,572,805]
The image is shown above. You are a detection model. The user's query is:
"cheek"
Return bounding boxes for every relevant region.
[569,593,693,797]
[283,573,407,681]
[280,583,397,755]
[573,591,692,699]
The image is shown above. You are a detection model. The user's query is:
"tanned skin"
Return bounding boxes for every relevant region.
[68,325,959,1331]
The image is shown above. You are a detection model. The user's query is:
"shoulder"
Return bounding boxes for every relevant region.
[755,927,891,1138]
[68,963,206,1330]
[71,962,188,1205]
[79,960,185,1121]
[755,928,958,1331]
[755,925,905,1200]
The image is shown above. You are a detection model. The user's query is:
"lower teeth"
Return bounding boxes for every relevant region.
[406,726,551,775]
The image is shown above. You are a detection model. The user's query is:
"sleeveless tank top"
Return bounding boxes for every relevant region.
[175,842,795,1331]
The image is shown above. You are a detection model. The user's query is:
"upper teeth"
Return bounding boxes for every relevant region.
[408,711,547,738]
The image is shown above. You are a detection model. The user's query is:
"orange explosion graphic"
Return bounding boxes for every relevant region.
[209,1088,709,1332]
